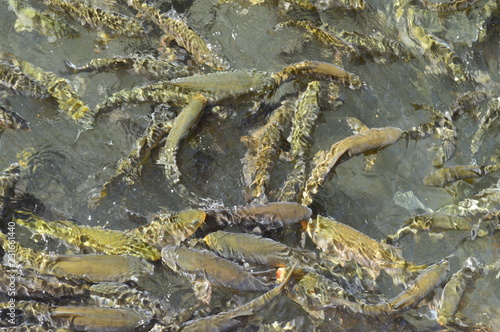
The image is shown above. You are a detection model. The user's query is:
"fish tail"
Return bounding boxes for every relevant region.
[485,164,500,174]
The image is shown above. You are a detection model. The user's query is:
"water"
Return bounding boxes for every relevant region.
[0,0,499,330]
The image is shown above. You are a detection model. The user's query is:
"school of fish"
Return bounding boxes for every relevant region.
[0,0,499,331]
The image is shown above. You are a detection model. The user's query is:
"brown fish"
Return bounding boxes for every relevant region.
[211,202,313,230]
[423,164,500,187]
[307,215,426,284]
[162,246,270,303]
[52,306,152,332]
[302,118,403,206]
[204,230,316,268]
[338,258,449,315]
[45,254,154,283]
[126,209,206,248]
[437,257,484,326]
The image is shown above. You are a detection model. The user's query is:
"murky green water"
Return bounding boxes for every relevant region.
[1,0,499,330]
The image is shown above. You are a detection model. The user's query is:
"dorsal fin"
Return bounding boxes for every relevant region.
[346,117,369,134]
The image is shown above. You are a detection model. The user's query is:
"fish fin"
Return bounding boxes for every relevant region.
[192,279,212,305]
[363,152,377,172]
[445,186,457,197]
[53,255,82,263]
[312,149,327,165]
[380,242,404,258]
[463,178,476,186]
[240,135,253,147]
[346,117,368,134]
[52,307,85,317]
[429,232,445,240]
[301,307,325,325]
[441,138,456,163]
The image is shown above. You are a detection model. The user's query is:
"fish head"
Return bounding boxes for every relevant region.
[381,127,404,145]
[179,209,206,229]
[203,232,218,249]
[307,216,345,253]
[306,216,328,251]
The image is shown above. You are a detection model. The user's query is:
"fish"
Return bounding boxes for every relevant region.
[285,269,349,323]
[405,8,467,81]
[326,27,415,63]
[91,113,174,206]
[389,258,449,310]
[423,164,500,187]
[12,210,161,261]
[410,0,480,13]
[314,0,365,10]
[0,231,154,283]
[217,0,317,11]
[338,258,450,315]
[162,246,270,304]
[204,230,317,268]
[0,163,20,201]
[288,81,321,162]
[209,202,312,231]
[156,96,207,202]
[275,20,358,60]
[438,178,500,216]
[7,0,79,40]
[42,254,154,283]
[127,1,229,70]
[0,264,90,300]
[126,209,206,248]
[307,215,427,284]
[277,82,320,203]
[0,60,50,99]
[276,60,363,89]
[65,54,193,80]
[241,100,294,203]
[94,83,198,118]
[385,212,472,243]
[178,262,296,332]
[157,95,207,169]
[52,306,153,332]
[163,69,279,102]
[44,0,145,38]
[89,282,175,324]
[471,97,499,155]
[301,118,403,206]
[1,52,92,124]
[437,257,485,326]
[0,104,30,133]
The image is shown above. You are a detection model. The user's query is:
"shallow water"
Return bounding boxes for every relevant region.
[0,0,499,330]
